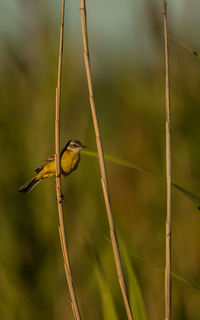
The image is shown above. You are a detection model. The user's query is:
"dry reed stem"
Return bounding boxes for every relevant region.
[80,1,133,319]
[163,1,172,319]
[55,1,81,319]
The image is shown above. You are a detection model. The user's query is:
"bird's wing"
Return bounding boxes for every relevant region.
[35,154,55,174]
[35,145,66,174]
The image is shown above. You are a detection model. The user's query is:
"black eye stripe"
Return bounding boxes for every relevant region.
[70,144,79,147]
[67,140,82,148]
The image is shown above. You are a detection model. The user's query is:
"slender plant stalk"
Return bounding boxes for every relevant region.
[55,1,81,319]
[163,1,172,319]
[80,1,133,319]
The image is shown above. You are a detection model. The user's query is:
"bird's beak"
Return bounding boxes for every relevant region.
[82,144,87,149]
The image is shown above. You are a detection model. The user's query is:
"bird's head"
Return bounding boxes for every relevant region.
[66,140,86,152]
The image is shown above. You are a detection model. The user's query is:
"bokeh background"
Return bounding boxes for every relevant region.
[0,0,200,319]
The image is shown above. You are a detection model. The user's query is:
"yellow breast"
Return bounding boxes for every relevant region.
[36,149,80,180]
[61,150,80,176]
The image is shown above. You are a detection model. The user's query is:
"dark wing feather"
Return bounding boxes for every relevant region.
[35,154,55,174]
[34,144,66,174]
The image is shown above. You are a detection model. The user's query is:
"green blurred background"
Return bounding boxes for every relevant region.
[0,0,200,319]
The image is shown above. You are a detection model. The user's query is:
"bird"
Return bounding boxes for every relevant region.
[18,139,86,194]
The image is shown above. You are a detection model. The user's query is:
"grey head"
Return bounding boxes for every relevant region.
[66,139,86,152]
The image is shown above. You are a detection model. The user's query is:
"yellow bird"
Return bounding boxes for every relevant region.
[18,139,86,194]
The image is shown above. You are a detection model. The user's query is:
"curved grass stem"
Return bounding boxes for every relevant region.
[163,1,172,319]
[80,1,133,319]
[55,1,81,319]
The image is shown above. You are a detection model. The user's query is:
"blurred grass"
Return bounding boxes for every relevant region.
[0,2,200,320]
[120,239,147,320]
[83,150,200,209]
[96,266,119,320]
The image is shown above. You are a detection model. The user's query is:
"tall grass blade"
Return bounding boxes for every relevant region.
[120,240,147,320]
[82,150,200,209]
[81,228,119,320]
[95,267,119,320]
[131,253,200,291]
[169,36,200,58]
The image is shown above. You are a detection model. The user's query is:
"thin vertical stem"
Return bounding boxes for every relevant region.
[55,1,81,319]
[80,1,133,320]
[163,1,172,319]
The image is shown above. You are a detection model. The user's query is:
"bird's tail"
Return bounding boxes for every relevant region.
[18,177,41,194]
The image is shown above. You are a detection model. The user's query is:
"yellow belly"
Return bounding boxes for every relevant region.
[61,150,80,176]
[36,150,80,180]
